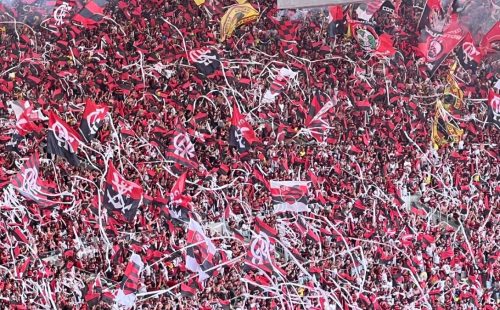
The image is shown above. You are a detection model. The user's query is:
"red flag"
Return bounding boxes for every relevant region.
[457,32,482,71]
[229,104,259,153]
[418,14,465,76]
[440,246,454,259]
[120,254,144,295]
[165,128,198,169]
[480,21,500,54]
[11,152,57,206]
[103,161,143,222]
[270,180,310,213]
[79,99,109,142]
[73,0,109,26]
[487,89,500,127]
[47,111,82,166]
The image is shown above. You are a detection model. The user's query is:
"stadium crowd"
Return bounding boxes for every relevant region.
[0,0,498,309]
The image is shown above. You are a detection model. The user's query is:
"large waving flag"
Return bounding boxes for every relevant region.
[229,104,259,153]
[11,152,57,206]
[305,92,335,142]
[349,17,396,57]
[220,3,259,41]
[487,89,500,128]
[270,180,310,213]
[431,100,463,149]
[480,21,500,55]
[186,218,217,281]
[79,99,108,142]
[115,254,144,308]
[456,32,482,71]
[73,0,109,27]
[47,111,82,166]
[188,47,221,76]
[165,128,199,169]
[418,12,465,76]
[103,161,143,222]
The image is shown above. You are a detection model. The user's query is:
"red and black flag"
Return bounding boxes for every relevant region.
[262,67,297,103]
[165,172,191,222]
[327,6,345,37]
[480,21,500,55]
[73,0,108,27]
[180,279,201,298]
[254,217,278,241]
[418,13,465,77]
[417,0,443,30]
[456,32,482,71]
[350,18,396,57]
[9,100,43,137]
[165,128,198,169]
[487,89,500,128]
[213,299,230,310]
[83,274,103,307]
[11,152,57,206]
[188,47,220,76]
[244,233,274,274]
[103,161,143,222]
[252,166,270,190]
[268,14,301,55]
[229,104,259,153]
[270,180,310,213]
[47,111,81,166]
[120,254,144,295]
[79,99,109,142]
[305,92,335,142]
[185,218,217,281]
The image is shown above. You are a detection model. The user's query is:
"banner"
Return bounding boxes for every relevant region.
[380,0,395,16]
[220,3,259,41]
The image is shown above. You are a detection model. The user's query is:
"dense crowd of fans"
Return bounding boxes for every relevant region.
[0,0,498,309]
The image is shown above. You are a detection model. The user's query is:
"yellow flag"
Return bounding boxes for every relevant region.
[194,0,205,5]
[220,3,259,41]
[431,100,463,148]
[444,67,463,110]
